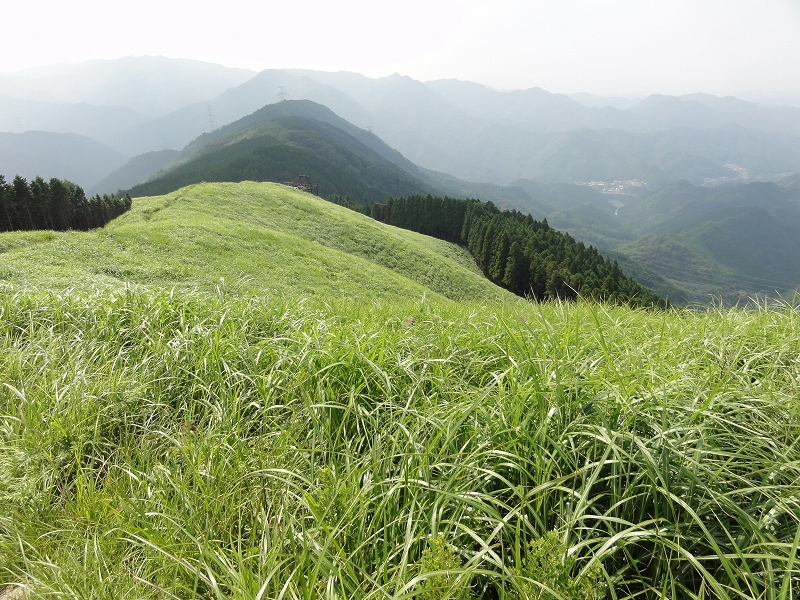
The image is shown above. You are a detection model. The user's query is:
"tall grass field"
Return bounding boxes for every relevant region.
[1,183,799,599]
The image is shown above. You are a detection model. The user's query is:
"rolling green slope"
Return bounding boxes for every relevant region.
[0,181,511,303]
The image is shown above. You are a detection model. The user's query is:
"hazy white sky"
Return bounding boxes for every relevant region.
[2,0,800,98]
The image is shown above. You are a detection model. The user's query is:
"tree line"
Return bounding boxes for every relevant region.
[0,175,132,232]
[351,194,663,306]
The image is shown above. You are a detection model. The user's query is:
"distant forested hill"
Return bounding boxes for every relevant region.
[90,149,180,195]
[534,180,800,303]
[128,113,431,204]
[125,100,534,206]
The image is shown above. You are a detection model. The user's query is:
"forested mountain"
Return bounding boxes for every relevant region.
[540,181,800,303]
[110,70,372,156]
[0,131,129,189]
[124,100,535,207]
[127,102,432,203]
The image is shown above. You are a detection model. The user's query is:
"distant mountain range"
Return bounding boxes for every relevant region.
[0,131,128,188]
[1,56,800,304]
[0,56,255,117]
[4,58,800,189]
[0,94,146,146]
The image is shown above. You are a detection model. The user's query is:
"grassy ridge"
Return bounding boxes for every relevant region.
[0,182,509,303]
[1,289,799,598]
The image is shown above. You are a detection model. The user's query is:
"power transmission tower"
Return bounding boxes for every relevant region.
[277,86,289,101]
[206,106,216,132]
[366,126,374,134]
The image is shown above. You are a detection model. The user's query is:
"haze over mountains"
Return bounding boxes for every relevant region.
[0,56,255,117]
[2,56,800,304]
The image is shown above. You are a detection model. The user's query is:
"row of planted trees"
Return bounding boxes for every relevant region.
[367,194,664,306]
[0,175,132,232]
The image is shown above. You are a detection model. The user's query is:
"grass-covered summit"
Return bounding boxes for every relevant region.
[0,181,510,303]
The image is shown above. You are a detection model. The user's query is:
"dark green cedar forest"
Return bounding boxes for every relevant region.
[344,194,663,306]
[0,174,131,232]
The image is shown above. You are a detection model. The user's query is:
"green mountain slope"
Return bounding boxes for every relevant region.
[128,114,431,204]
[125,100,535,207]
[0,181,511,303]
[90,149,179,195]
[495,180,800,304]
[611,182,800,302]
[617,180,799,234]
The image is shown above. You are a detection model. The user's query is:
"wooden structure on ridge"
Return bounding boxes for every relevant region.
[282,175,318,195]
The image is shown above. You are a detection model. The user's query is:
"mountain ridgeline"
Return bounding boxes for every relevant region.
[365,195,663,306]
[0,174,131,232]
[126,102,431,204]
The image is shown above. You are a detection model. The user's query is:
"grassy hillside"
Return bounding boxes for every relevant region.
[0,181,509,303]
[1,180,799,598]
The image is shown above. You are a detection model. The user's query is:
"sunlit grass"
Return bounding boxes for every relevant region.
[0,182,507,303]
[1,288,798,598]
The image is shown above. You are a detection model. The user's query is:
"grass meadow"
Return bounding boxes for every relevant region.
[0,183,798,598]
[1,288,798,599]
